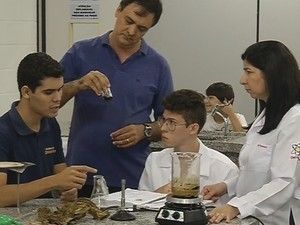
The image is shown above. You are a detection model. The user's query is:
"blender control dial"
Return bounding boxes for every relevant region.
[162,210,169,218]
[172,211,180,220]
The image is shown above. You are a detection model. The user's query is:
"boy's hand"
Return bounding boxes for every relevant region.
[54,165,97,190]
[201,182,227,202]
[60,188,78,202]
[155,183,172,194]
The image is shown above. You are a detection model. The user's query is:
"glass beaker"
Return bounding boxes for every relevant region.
[171,152,200,198]
[90,175,109,208]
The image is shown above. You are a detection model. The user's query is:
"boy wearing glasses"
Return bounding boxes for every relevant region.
[138,89,238,203]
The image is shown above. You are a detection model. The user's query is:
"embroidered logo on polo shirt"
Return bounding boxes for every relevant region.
[45,147,56,155]
[291,143,300,160]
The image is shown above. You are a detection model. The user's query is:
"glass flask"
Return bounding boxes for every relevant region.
[90,175,109,208]
[171,152,200,198]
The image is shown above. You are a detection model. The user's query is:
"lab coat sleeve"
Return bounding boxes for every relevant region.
[138,153,155,191]
[218,162,239,203]
[228,114,300,218]
[292,183,300,225]
[224,169,239,198]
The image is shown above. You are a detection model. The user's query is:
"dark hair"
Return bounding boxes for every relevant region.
[17,52,63,93]
[206,82,235,103]
[162,89,207,133]
[241,40,300,134]
[119,0,162,26]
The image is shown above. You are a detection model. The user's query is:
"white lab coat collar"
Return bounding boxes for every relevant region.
[157,138,211,177]
[250,109,265,129]
[157,148,173,167]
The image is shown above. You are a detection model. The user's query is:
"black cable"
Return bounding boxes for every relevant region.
[254,0,260,117]
[256,0,260,43]
[36,0,39,51]
[41,0,46,52]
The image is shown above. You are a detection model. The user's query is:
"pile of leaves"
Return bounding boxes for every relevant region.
[36,198,109,225]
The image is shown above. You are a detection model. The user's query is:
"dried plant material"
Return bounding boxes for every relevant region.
[36,198,109,225]
[172,177,200,198]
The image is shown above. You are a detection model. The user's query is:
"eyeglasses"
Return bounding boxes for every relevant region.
[158,117,187,131]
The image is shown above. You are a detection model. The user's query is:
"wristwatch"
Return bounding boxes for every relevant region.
[143,123,152,138]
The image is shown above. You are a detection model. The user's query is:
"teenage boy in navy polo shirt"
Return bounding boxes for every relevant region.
[0,53,97,207]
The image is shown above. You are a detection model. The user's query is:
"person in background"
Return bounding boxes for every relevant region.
[202,41,300,225]
[138,89,238,203]
[202,82,247,132]
[59,0,173,196]
[0,53,97,207]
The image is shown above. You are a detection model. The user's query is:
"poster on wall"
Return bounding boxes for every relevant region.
[70,0,100,21]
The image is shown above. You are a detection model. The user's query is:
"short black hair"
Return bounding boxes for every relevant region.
[119,0,162,26]
[206,82,234,103]
[242,40,300,134]
[162,89,206,133]
[17,52,63,93]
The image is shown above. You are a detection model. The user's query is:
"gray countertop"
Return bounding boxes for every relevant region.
[62,131,245,165]
[150,131,245,153]
[0,199,260,225]
[150,131,246,165]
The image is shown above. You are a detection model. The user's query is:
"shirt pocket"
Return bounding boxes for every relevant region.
[248,143,273,172]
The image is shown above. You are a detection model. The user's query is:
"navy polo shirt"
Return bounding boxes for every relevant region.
[0,102,65,193]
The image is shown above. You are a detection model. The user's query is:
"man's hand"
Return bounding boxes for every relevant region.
[77,70,110,95]
[54,165,97,190]
[201,182,227,202]
[111,124,144,148]
[61,70,111,107]
[60,188,78,202]
[208,204,240,223]
[155,183,171,194]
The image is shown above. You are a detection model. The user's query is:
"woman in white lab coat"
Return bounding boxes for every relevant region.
[202,40,300,225]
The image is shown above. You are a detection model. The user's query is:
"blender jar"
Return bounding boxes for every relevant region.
[171,152,200,198]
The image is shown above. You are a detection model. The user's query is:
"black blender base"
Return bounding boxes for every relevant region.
[155,206,208,225]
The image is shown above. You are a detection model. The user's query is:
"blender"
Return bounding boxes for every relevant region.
[155,152,208,225]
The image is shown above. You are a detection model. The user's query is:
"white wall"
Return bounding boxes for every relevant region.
[145,0,257,122]
[260,0,300,61]
[43,0,300,134]
[0,0,37,115]
[3,0,299,134]
[46,0,119,135]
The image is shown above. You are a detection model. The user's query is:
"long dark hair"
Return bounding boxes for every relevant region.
[242,40,300,134]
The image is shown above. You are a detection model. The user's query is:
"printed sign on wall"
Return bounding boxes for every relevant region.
[70,0,100,21]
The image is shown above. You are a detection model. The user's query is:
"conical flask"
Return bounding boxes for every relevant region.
[90,175,109,207]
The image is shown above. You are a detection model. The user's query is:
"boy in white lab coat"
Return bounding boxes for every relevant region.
[138,89,238,203]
